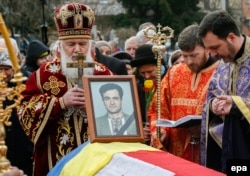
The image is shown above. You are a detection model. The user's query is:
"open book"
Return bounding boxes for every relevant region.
[156,115,202,128]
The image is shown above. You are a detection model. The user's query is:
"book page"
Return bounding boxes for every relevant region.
[156,115,202,128]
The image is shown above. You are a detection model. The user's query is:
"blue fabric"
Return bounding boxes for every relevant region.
[47,141,89,176]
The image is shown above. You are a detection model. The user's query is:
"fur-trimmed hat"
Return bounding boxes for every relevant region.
[53,2,95,40]
[130,44,156,67]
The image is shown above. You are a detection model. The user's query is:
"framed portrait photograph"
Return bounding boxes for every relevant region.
[82,75,145,143]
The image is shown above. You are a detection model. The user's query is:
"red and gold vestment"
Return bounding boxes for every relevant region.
[18,59,112,176]
[148,61,219,163]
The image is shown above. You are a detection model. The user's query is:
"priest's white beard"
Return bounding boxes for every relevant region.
[60,47,94,81]
[60,48,78,80]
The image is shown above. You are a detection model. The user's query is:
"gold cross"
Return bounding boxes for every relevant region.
[156,23,162,33]
[66,52,95,87]
[144,23,174,46]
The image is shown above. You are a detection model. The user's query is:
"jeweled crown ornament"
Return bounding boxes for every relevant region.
[54,2,95,40]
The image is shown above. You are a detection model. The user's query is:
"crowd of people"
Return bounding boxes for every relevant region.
[0,1,249,176]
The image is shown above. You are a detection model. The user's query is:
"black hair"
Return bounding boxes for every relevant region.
[99,83,123,99]
[199,10,240,39]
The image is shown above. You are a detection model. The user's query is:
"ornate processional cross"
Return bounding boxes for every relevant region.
[144,23,174,138]
[66,52,95,88]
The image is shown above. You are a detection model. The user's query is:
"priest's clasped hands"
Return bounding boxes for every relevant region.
[62,86,86,111]
[211,95,233,116]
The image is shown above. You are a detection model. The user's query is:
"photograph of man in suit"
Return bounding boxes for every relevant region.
[96,83,137,136]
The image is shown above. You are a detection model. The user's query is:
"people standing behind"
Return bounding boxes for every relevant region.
[18,3,115,176]
[147,24,220,163]
[111,51,135,75]
[124,36,138,59]
[21,39,50,78]
[138,22,157,31]
[169,49,184,66]
[0,38,22,65]
[93,40,128,75]
[108,40,120,54]
[130,44,168,142]
[95,83,137,136]
[19,36,28,56]
[198,10,250,173]
[136,28,156,46]
[136,22,156,46]
[95,40,112,56]
[0,49,33,176]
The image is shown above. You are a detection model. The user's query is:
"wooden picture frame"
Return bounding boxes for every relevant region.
[82,75,145,143]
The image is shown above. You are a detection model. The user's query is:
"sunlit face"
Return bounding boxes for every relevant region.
[138,64,157,80]
[0,65,13,82]
[181,45,208,73]
[59,39,90,79]
[102,89,122,114]
[202,31,236,62]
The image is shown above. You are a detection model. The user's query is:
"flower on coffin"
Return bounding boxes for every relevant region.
[143,79,156,110]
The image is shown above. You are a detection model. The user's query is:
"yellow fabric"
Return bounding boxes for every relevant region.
[231,95,250,124]
[39,51,49,58]
[60,142,159,176]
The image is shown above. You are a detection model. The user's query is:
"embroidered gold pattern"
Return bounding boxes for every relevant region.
[82,6,95,26]
[55,5,74,26]
[19,95,47,141]
[171,98,199,106]
[43,76,65,95]
[55,117,75,161]
[55,3,95,28]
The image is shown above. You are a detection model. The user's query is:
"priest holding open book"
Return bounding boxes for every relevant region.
[148,24,220,164]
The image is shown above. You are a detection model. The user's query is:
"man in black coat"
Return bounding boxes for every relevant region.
[95,48,128,75]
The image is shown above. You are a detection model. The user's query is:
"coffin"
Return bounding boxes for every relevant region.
[48,142,225,176]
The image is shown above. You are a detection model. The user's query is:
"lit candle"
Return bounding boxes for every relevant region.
[0,14,19,72]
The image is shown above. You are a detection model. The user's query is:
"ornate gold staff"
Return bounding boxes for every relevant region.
[0,14,27,173]
[144,24,174,139]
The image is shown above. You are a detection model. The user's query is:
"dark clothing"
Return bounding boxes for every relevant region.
[95,48,128,75]
[4,82,34,176]
[25,40,49,68]
[21,64,37,78]
[137,65,168,123]
[5,110,34,176]
[205,111,223,172]
[137,76,147,123]
[21,39,50,78]
[222,108,250,172]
